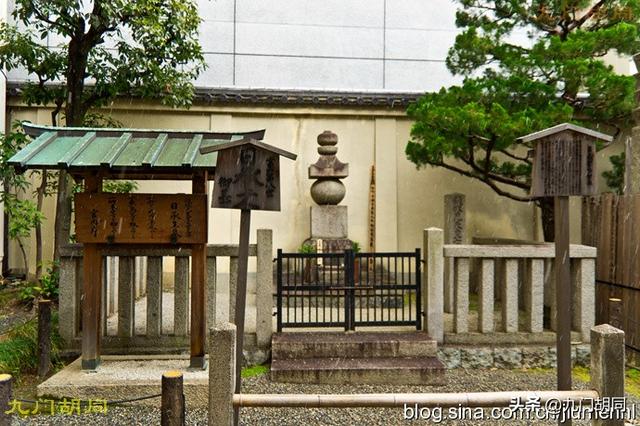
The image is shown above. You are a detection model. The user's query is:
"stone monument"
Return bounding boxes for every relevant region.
[305,130,352,252]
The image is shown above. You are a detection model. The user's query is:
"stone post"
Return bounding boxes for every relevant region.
[206,254,217,329]
[256,229,273,348]
[424,228,444,343]
[590,324,625,426]
[571,258,595,342]
[209,323,236,426]
[444,194,465,313]
[58,253,78,346]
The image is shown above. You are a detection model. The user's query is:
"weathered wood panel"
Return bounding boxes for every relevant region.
[211,145,281,211]
[582,193,640,365]
[75,193,207,244]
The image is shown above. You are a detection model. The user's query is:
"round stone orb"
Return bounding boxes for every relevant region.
[317,130,338,146]
[317,145,338,155]
[310,179,346,205]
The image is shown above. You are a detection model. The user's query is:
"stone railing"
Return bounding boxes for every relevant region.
[58,229,273,354]
[423,228,596,344]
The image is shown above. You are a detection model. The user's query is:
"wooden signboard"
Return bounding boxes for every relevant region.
[75,193,207,244]
[530,134,597,197]
[211,144,281,211]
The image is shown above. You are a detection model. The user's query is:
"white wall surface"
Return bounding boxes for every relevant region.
[8,0,463,92]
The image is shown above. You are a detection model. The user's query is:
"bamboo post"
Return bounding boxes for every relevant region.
[161,371,185,426]
[232,390,599,408]
[37,299,51,378]
[0,374,11,426]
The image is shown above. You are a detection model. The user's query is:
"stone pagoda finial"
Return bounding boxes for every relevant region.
[308,130,349,205]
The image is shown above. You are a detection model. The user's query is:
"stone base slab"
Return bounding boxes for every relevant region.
[437,344,590,369]
[272,332,437,359]
[271,356,445,385]
[38,356,209,407]
[311,205,348,239]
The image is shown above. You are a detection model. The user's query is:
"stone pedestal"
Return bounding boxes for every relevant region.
[311,205,348,239]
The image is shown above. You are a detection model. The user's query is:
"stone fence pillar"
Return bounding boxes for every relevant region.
[590,324,625,426]
[572,258,595,343]
[209,323,236,426]
[256,229,273,348]
[423,228,444,343]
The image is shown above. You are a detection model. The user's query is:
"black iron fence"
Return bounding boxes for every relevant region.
[276,249,421,331]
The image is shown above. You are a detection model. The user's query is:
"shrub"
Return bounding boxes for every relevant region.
[19,262,59,306]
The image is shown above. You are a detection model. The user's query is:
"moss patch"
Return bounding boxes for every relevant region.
[241,364,269,379]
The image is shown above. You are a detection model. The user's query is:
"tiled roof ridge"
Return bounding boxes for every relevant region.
[6,83,422,108]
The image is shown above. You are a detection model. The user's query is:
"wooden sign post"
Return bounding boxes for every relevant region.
[200,138,296,425]
[519,123,611,424]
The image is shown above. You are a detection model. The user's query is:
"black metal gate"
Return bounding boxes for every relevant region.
[276,249,421,331]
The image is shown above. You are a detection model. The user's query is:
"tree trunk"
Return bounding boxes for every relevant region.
[35,170,47,280]
[17,237,28,278]
[53,34,89,268]
[539,197,555,242]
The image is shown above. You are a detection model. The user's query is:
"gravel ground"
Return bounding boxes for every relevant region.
[12,369,640,425]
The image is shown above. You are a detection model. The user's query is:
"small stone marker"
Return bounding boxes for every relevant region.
[590,324,625,426]
[444,193,466,244]
[444,194,465,313]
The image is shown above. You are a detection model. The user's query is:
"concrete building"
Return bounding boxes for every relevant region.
[2,0,635,275]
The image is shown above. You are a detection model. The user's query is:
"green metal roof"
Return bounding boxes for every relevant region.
[9,123,266,180]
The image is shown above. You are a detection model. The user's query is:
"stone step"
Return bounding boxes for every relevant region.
[271,332,437,359]
[271,356,445,385]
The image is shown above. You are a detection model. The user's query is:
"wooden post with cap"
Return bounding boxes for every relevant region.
[518,123,612,424]
[200,136,296,425]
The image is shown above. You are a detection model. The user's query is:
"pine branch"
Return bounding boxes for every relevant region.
[569,0,607,31]
[437,160,532,202]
